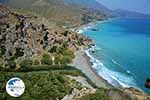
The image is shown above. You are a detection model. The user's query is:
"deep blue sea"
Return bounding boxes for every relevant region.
[83,18,150,93]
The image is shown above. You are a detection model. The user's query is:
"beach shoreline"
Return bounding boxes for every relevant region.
[71,48,147,95]
[70,49,113,89]
[71,22,97,34]
[70,18,118,34]
[70,18,147,93]
[69,19,116,89]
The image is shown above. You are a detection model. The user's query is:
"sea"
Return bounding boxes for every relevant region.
[82,18,150,93]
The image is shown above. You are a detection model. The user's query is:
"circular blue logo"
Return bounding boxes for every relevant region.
[6,78,25,97]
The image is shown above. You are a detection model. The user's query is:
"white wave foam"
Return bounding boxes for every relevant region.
[77,30,84,34]
[75,22,97,34]
[85,49,137,88]
[127,70,131,74]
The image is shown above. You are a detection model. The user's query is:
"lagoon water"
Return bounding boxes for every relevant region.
[83,18,150,93]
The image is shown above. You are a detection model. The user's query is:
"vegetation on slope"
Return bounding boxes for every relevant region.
[0,71,82,100]
[0,5,96,100]
[0,5,93,71]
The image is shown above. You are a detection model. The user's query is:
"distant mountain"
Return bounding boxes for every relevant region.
[0,0,108,27]
[64,0,150,18]
[64,0,110,12]
[113,9,150,18]
[1,0,149,19]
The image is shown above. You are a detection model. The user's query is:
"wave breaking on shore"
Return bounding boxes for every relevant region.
[72,22,97,34]
[84,46,138,89]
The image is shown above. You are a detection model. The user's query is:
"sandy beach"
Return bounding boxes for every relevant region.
[70,49,113,89]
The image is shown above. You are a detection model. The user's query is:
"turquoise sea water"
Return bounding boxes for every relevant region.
[83,18,150,93]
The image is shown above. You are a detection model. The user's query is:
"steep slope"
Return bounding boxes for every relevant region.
[1,0,108,28]
[64,0,110,12]
[2,0,64,8]
[0,5,93,68]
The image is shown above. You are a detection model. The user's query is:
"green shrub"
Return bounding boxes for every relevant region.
[49,46,57,53]
[41,53,52,65]
[0,72,72,100]
[54,49,74,65]
[61,56,72,64]
[7,60,16,69]
[14,48,24,58]
[20,59,32,67]
[0,58,4,67]
[63,31,69,37]
[63,49,75,59]
[56,46,65,54]
[33,59,40,65]
[55,53,63,65]
[0,46,6,56]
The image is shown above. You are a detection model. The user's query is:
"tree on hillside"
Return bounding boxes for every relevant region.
[14,48,24,58]
[20,59,32,67]
[41,53,52,65]
[0,46,6,56]
[7,60,16,69]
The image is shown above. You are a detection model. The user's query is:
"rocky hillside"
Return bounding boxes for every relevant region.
[64,0,109,11]
[1,0,108,28]
[0,5,93,69]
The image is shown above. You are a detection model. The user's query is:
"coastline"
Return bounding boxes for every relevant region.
[71,22,97,34]
[70,49,113,89]
[70,18,118,34]
[69,19,117,89]
[71,47,147,96]
[70,18,145,92]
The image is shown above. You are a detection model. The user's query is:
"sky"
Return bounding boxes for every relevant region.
[96,0,150,14]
